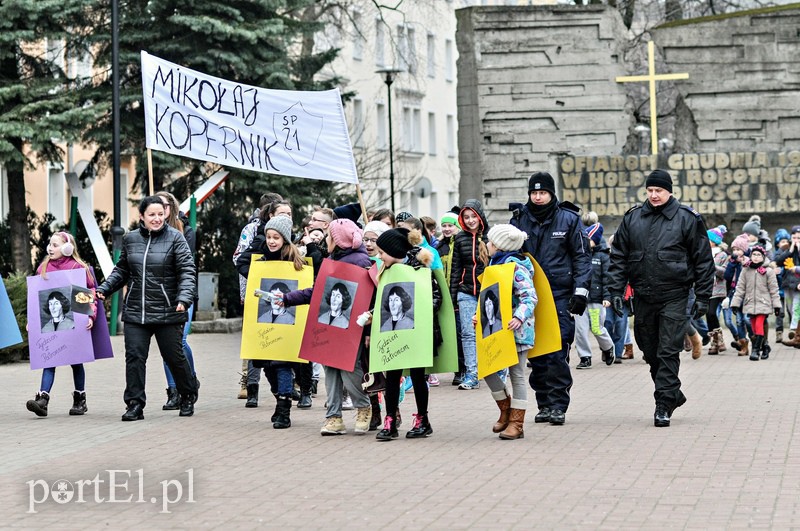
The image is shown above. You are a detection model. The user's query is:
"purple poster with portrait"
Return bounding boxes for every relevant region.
[27,269,95,369]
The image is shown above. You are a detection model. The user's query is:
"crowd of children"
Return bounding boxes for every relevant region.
[25,191,800,439]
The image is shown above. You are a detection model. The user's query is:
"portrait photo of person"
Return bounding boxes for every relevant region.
[380,283,415,332]
[40,289,75,333]
[318,278,358,329]
[480,285,501,338]
[257,279,297,325]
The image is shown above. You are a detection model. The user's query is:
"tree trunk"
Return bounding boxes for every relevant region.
[6,139,31,274]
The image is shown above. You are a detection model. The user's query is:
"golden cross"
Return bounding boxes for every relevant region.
[616,41,689,155]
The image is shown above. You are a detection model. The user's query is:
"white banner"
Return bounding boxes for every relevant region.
[141,51,359,184]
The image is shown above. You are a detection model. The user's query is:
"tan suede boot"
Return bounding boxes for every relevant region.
[708,329,719,355]
[737,338,749,356]
[622,343,634,359]
[491,389,511,433]
[715,328,727,352]
[499,409,525,440]
[690,332,702,359]
[786,325,800,348]
[238,359,248,399]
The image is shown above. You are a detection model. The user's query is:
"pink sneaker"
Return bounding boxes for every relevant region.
[427,374,440,387]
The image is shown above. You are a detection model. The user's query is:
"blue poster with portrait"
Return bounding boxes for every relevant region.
[0,277,23,349]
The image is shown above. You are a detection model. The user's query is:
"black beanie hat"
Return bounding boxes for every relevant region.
[645,169,673,193]
[528,172,556,195]
[376,228,413,259]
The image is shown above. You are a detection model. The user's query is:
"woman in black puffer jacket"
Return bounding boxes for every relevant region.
[97,196,198,422]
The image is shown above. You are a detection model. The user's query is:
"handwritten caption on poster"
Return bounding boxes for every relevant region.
[141,51,358,184]
[557,151,800,216]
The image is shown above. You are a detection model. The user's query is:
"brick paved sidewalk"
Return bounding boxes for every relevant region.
[2,330,800,529]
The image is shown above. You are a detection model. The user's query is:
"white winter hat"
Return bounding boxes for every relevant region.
[487,224,527,252]
[363,220,391,238]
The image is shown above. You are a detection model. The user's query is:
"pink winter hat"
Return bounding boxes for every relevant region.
[732,234,750,252]
[328,218,363,250]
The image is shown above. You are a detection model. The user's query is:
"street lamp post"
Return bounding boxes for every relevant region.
[376,68,403,212]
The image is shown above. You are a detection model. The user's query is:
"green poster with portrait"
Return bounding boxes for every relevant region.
[369,264,433,371]
[424,269,458,374]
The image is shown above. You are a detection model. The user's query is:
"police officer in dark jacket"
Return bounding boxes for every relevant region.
[608,169,715,427]
[509,172,592,425]
[97,196,198,421]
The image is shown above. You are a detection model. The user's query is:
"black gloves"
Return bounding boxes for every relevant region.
[775,307,782,317]
[692,299,709,320]
[611,296,625,318]
[568,294,588,316]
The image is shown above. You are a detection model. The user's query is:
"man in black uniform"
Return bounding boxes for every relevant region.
[608,169,715,427]
[510,172,592,425]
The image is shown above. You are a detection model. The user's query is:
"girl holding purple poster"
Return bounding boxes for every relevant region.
[26,232,96,418]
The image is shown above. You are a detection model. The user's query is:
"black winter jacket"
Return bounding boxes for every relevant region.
[608,197,715,303]
[774,248,800,292]
[449,199,490,300]
[589,241,611,303]
[98,223,196,325]
[509,199,591,300]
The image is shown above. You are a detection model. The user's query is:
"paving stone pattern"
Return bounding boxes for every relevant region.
[2,331,800,528]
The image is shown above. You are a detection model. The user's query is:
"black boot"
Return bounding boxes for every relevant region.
[121,401,144,421]
[271,395,280,422]
[26,392,50,417]
[654,403,670,427]
[406,413,433,438]
[376,414,399,441]
[179,394,196,417]
[245,384,259,408]
[162,387,179,410]
[273,396,292,429]
[750,336,762,361]
[297,392,312,409]
[761,341,771,360]
[69,391,88,415]
[369,394,382,431]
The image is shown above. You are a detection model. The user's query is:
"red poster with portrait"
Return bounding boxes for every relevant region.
[299,259,376,371]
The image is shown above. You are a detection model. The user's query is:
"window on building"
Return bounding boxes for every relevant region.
[427,33,436,78]
[352,11,364,61]
[0,164,8,220]
[428,112,437,156]
[407,27,417,74]
[402,106,422,153]
[118,168,129,228]
[48,166,66,222]
[377,102,387,150]
[445,39,454,82]
[45,38,63,69]
[67,44,93,86]
[396,25,417,74]
[446,114,456,157]
[397,25,408,72]
[375,19,385,67]
[352,99,365,148]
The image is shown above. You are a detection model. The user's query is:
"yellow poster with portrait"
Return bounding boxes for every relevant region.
[476,263,519,379]
[240,259,313,362]
[527,255,561,358]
